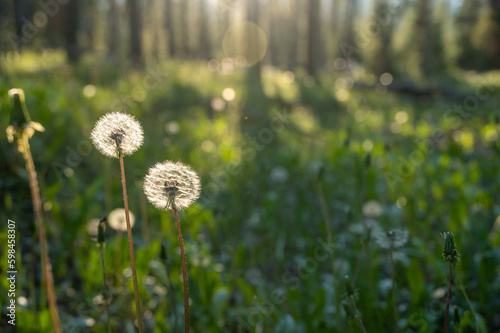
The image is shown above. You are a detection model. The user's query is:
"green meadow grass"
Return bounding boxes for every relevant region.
[1,52,500,332]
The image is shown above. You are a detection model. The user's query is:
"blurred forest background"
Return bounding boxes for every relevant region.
[2,0,500,75]
[2,0,500,332]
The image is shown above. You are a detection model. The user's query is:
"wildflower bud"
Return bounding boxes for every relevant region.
[344,275,355,297]
[441,231,460,264]
[453,306,460,325]
[97,217,106,244]
[8,88,31,128]
[364,152,371,168]
[97,223,105,244]
[342,301,355,319]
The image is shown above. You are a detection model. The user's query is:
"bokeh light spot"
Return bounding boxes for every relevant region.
[282,71,295,84]
[83,84,96,98]
[380,72,393,86]
[222,88,236,101]
[335,88,349,102]
[207,59,220,71]
[201,140,216,152]
[211,97,226,111]
[165,121,180,134]
[223,22,268,67]
[132,86,147,102]
[362,139,374,152]
[396,196,407,208]
[334,58,347,71]
[395,111,409,124]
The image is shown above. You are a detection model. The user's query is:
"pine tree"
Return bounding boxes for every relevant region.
[456,0,481,69]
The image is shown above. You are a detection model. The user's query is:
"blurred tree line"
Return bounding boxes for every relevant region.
[1,0,500,78]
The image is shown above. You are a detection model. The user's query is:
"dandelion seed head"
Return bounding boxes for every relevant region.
[84,318,96,327]
[374,229,408,250]
[270,166,288,183]
[17,296,28,306]
[143,161,201,211]
[90,112,144,158]
[362,200,383,218]
[86,218,101,237]
[108,208,135,232]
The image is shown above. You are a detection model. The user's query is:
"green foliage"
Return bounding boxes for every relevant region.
[1,52,500,332]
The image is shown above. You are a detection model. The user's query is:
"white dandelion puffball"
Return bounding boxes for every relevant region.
[270,166,289,183]
[86,218,101,237]
[362,200,383,219]
[374,229,409,250]
[143,161,201,211]
[108,208,135,232]
[90,112,144,158]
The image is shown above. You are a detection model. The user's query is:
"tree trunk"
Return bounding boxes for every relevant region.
[13,0,27,51]
[246,0,261,77]
[85,0,99,52]
[330,0,341,60]
[180,0,189,57]
[269,0,280,66]
[107,0,119,57]
[165,0,176,57]
[331,0,340,33]
[487,0,500,68]
[198,0,210,59]
[65,0,80,63]
[287,0,298,67]
[307,0,321,76]
[342,0,359,60]
[371,0,394,75]
[416,0,430,76]
[456,0,481,69]
[242,0,267,134]
[147,0,160,60]
[127,0,142,66]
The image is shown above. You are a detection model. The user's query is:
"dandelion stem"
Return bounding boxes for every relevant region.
[349,297,367,333]
[119,152,143,333]
[22,136,61,333]
[389,249,399,333]
[444,263,453,333]
[316,184,341,323]
[352,243,365,287]
[353,157,368,287]
[99,243,111,333]
[173,205,189,333]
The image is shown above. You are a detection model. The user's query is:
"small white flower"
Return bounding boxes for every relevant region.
[108,208,135,232]
[362,200,383,218]
[143,161,201,211]
[86,218,101,237]
[90,112,144,158]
